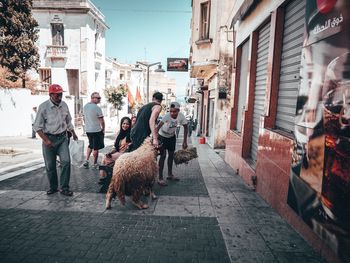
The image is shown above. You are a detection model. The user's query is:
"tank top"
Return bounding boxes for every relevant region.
[130,102,157,150]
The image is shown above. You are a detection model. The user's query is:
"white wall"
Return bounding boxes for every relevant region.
[0,88,75,136]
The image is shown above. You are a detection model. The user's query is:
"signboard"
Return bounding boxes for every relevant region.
[287,1,350,261]
[167,58,188,72]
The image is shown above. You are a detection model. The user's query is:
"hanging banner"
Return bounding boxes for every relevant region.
[167,58,188,72]
[287,0,350,261]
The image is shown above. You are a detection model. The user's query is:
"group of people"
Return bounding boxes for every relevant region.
[32,84,189,197]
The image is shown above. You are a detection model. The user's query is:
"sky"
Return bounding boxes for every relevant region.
[91,0,192,100]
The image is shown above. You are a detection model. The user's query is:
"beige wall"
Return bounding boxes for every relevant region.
[234,0,284,46]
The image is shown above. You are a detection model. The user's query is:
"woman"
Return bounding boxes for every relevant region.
[99,116,132,179]
[131,116,137,127]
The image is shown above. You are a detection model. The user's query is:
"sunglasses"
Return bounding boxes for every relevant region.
[94,97,101,99]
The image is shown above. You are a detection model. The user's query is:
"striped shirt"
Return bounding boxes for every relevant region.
[33,99,74,134]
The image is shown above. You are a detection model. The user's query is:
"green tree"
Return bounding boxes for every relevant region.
[104,84,127,110]
[0,0,40,88]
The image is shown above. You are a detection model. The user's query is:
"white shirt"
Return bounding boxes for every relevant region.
[159,112,188,138]
[33,100,74,134]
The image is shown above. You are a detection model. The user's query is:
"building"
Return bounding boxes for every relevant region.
[189,0,234,148]
[104,58,146,131]
[148,65,176,109]
[32,0,108,126]
[224,0,349,262]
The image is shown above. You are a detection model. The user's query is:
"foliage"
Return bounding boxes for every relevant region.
[104,84,127,110]
[0,66,37,90]
[0,0,40,88]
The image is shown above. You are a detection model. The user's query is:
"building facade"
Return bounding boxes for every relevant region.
[189,0,234,148]
[225,0,349,262]
[32,0,107,126]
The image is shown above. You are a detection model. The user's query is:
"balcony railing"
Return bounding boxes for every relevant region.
[46,45,68,59]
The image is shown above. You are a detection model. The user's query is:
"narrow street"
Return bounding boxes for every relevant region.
[0,133,325,263]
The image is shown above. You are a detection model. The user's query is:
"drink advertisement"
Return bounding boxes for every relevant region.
[287,0,350,261]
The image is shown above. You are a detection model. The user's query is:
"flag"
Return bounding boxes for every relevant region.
[126,84,135,106]
[136,86,142,103]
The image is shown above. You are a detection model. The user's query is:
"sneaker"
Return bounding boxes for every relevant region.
[91,163,99,170]
[83,160,89,169]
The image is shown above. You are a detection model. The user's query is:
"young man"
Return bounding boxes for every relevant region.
[156,102,188,186]
[83,92,105,169]
[33,84,78,196]
[130,92,163,151]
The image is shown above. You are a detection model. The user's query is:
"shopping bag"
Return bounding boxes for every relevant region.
[69,140,84,166]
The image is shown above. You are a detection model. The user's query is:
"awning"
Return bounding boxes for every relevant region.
[230,0,261,28]
[190,61,218,80]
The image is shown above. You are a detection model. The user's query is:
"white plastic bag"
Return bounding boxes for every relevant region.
[69,140,84,166]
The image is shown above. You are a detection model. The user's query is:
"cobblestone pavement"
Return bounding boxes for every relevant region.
[0,133,327,263]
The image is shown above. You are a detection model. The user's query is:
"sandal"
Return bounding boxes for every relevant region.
[158,180,168,186]
[167,176,180,181]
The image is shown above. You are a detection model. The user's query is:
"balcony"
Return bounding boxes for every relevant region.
[46,45,68,60]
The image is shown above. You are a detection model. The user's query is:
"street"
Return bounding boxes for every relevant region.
[0,133,327,263]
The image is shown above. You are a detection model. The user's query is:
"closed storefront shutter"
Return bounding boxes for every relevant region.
[276,0,305,133]
[250,22,270,165]
[236,39,250,132]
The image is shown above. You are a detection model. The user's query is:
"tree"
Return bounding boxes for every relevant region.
[104,84,128,110]
[0,0,40,88]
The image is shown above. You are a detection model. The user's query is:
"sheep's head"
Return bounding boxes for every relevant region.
[140,137,160,157]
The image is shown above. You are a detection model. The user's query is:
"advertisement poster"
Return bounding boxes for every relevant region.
[166,58,188,72]
[287,0,350,261]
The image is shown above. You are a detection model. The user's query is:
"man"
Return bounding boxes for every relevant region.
[33,84,78,196]
[130,92,163,151]
[83,92,105,169]
[156,102,188,186]
[30,106,37,139]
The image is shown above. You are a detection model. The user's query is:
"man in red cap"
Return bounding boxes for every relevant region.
[33,84,78,196]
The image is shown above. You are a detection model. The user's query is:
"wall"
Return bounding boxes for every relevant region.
[0,89,75,137]
[224,0,347,262]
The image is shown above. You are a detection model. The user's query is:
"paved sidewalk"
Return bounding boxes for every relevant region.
[0,133,327,262]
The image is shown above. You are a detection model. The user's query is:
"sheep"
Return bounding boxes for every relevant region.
[105,137,158,210]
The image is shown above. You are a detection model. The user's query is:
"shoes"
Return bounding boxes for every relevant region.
[60,189,73,196]
[46,189,58,195]
[158,180,168,186]
[83,160,89,169]
[167,176,180,181]
[91,163,99,170]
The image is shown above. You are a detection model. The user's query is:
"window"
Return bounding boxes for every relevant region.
[95,32,99,51]
[200,2,210,40]
[120,71,125,80]
[51,23,64,45]
[39,68,51,90]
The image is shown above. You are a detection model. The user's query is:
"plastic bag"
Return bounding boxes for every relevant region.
[69,140,84,166]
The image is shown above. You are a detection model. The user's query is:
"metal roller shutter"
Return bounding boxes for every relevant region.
[276,0,305,133]
[250,22,270,165]
[236,39,250,132]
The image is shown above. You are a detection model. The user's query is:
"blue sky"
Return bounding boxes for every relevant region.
[92,0,192,99]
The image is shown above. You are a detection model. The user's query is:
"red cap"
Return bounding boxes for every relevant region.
[49,84,64,94]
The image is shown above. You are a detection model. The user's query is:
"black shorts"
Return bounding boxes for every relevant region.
[86,131,105,150]
[158,135,176,152]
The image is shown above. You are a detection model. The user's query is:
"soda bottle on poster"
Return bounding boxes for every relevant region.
[321,52,350,230]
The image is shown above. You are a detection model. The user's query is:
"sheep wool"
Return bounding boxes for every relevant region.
[105,137,158,209]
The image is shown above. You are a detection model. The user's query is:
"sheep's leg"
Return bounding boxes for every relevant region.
[132,190,149,209]
[105,182,114,209]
